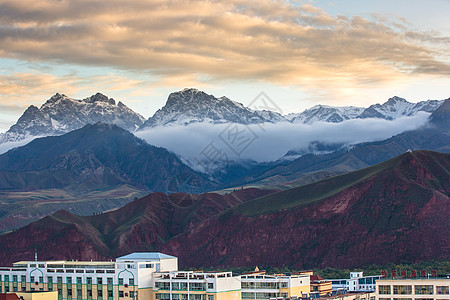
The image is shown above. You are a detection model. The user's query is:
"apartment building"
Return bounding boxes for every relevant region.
[240,272,310,299]
[331,272,382,292]
[0,252,178,300]
[376,277,449,300]
[152,271,241,300]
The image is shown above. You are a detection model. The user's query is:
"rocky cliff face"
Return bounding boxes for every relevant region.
[1,93,145,143]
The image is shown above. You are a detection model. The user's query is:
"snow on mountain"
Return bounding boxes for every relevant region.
[359,96,444,120]
[287,105,365,124]
[1,93,145,143]
[288,96,444,124]
[139,88,286,129]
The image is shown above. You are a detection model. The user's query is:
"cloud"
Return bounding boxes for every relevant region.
[0,136,40,155]
[135,112,432,169]
[0,0,448,90]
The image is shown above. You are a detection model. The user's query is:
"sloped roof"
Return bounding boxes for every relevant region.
[116,252,176,261]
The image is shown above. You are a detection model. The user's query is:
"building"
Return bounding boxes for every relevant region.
[0,252,178,300]
[152,271,241,300]
[1,252,322,300]
[330,272,382,293]
[240,272,310,299]
[376,277,450,300]
[0,291,57,300]
[320,291,375,300]
[309,275,332,297]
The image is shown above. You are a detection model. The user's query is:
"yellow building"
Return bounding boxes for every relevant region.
[152,271,241,300]
[376,277,450,300]
[240,272,310,299]
[15,291,58,300]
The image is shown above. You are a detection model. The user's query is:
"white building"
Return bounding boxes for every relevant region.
[240,273,310,300]
[152,271,241,300]
[330,272,382,292]
[0,252,178,300]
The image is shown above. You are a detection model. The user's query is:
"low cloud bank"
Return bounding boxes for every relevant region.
[136,112,431,168]
[0,136,40,155]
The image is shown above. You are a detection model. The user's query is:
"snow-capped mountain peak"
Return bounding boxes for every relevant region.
[1,93,145,144]
[358,96,443,120]
[288,104,365,124]
[139,88,286,129]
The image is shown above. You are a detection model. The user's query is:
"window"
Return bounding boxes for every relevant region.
[119,278,124,285]
[48,277,53,284]
[108,290,113,297]
[129,278,134,286]
[189,282,206,291]
[208,296,214,300]
[77,288,82,299]
[393,285,412,294]
[107,278,113,285]
[436,286,449,295]
[208,283,214,289]
[87,277,92,284]
[12,275,18,282]
[119,291,124,297]
[415,285,434,295]
[97,278,103,285]
[130,291,135,298]
[39,276,43,283]
[57,277,63,284]
[31,276,35,283]
[281,282,288,288]
[98,289,103,296]
[67,277,72,284]
[379,285,391,295]
[77,277,82,284]
[68,288,73,295]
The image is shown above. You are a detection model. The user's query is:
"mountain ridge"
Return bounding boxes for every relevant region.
[1,93,145,143]
[0,122,214,231]
[0,150,447,269]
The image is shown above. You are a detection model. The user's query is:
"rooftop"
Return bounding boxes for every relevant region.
[116,252,176,261]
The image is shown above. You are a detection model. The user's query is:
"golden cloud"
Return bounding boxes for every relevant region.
[0,0,448,88]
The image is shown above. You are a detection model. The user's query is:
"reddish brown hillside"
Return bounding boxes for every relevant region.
[0,151,448,269]
[161,150,450,268]
[0,188,276,265]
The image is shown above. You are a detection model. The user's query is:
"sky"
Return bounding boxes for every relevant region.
[0,0,449,133]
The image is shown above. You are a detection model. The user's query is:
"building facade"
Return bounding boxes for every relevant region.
[152,271,241,300]
[376,278,450,300]
[240,273,310,299]
[0,253,178,300]
[331,272,382,293]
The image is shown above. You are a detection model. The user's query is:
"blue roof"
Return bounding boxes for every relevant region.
[116,252,176,261]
